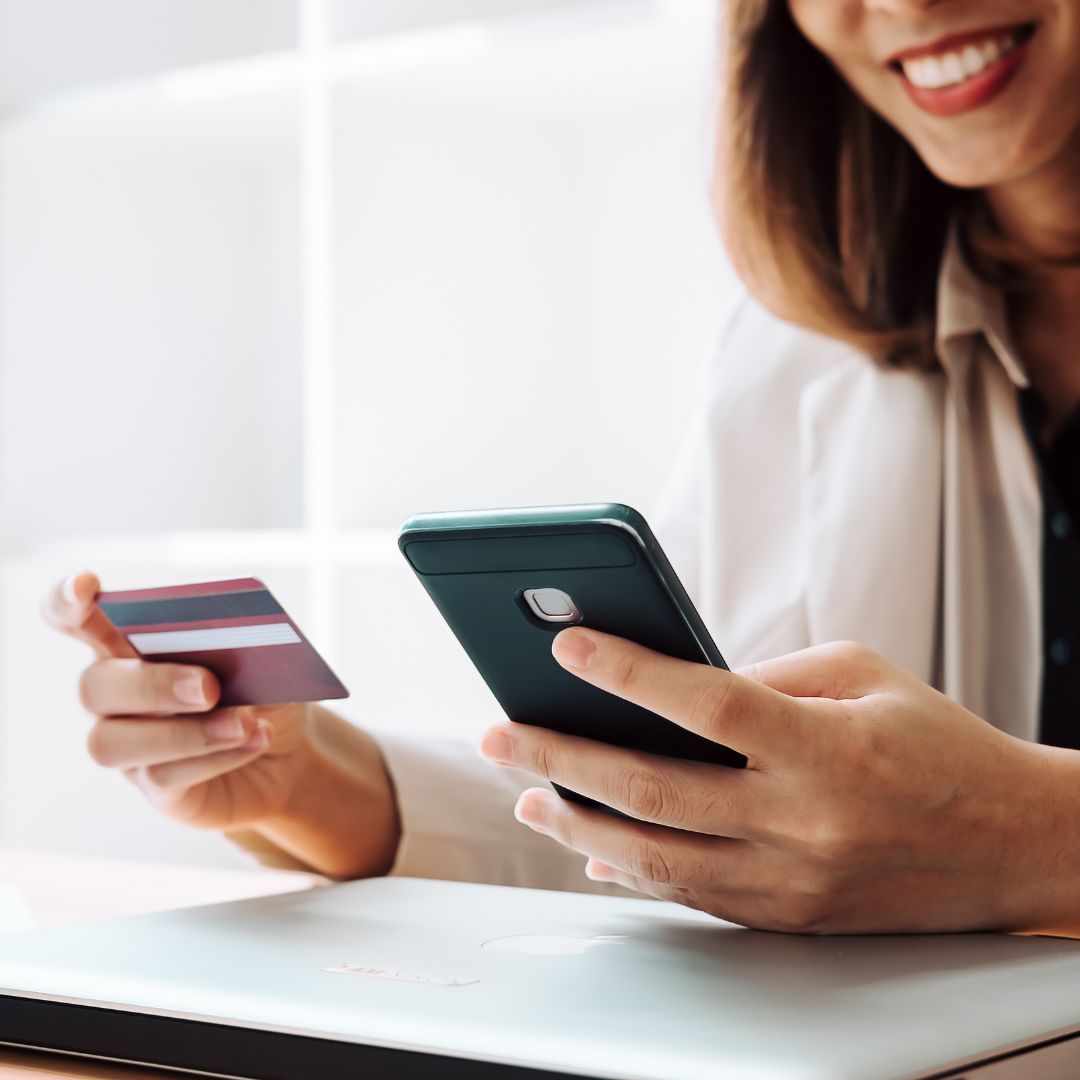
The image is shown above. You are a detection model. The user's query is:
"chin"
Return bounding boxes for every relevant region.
[901,120,1067,190]
[915,152,1019,189]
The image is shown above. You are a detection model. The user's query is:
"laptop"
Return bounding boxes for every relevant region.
[2,876,1080,1080]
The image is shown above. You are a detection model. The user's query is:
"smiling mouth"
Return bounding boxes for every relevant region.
[891,24,1035,89]
[888,23,1036,116]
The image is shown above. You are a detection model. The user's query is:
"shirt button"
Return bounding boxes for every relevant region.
[1050,638,1072,667]
[1051,511,1072,540]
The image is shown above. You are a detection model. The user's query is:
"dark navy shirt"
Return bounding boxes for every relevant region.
[1020,391,1080,750]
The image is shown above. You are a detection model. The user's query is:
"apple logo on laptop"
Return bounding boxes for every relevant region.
[482,934,629,956]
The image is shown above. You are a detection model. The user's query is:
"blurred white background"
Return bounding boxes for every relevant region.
[0,0,737,866]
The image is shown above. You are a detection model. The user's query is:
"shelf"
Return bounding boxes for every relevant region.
[331,0,717,116]
[329,0,605,43]
[0,0,298,117]
[0,0,654,126]
[1,0,715,142]
[1,54,302,161]
[0,528,399,567]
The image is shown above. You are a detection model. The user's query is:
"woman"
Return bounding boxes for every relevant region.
[45,0,1080,934]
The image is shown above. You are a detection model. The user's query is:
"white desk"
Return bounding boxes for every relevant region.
[0,850,321,1080]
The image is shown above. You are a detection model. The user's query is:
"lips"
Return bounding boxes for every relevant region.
[889,23,1036,118]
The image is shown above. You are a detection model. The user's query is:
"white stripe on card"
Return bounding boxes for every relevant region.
[128,623,302,654]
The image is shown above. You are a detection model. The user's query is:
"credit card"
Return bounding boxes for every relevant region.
[96,578,349,707]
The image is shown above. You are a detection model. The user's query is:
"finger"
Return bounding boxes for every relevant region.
[480,722,769,838]
[584,859,690,904]
[551,627,800,762]
[41,571,135,659]
[80,659,221,718]
[86,710,258,770]
[585,860,761,927]
[736,641,887,700]
[134,721,271,797]
[514,787,747,893]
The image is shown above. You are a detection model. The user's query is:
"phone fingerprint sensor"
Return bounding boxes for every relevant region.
[523,588,581,624]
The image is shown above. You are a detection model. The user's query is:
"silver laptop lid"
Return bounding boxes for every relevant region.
[3,877,1080,1080]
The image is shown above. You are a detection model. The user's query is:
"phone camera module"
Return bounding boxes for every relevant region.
[523,588,582,624]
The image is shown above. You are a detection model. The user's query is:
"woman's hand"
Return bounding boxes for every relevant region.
[43,571,400,878]
[480,628,1080,935]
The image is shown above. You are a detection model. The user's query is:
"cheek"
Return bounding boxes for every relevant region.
[786,1,896,124]
[787,0,866,68]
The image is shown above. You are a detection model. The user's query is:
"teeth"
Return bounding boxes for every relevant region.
[941,52,965,83]
[900,31,1020,89]
[961,45,983,76]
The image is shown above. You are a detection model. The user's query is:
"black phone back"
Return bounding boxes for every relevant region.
[399,504,746,806]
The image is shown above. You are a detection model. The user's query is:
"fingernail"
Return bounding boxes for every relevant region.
[552,629,596,670]
[174,675,208,707]
[204,716,245,744]
[241,720,271,753]
[479,729,514,765]
[514,791,551,830]
[585,859,614,882]
[62,573,83,605]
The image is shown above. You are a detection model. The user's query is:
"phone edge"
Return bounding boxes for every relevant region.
[397,503,728,671]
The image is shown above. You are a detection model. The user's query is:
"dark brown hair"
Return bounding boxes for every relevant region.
[716,0,960,367]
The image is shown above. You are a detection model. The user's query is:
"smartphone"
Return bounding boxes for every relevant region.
[398,503,746,809]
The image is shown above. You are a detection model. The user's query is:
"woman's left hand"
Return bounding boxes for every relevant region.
[479,629,1080,934]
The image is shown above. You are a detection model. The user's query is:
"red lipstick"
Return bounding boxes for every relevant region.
[891,23,1035,119]
[888,23,1030,64]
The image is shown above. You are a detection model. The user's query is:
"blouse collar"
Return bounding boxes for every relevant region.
[935,223,1028,411]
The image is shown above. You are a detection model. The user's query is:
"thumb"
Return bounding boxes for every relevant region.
[41,571,137,659]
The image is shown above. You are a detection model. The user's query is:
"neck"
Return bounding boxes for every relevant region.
[983,136,1080,429]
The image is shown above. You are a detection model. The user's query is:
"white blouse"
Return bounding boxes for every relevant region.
[244,228,1044,892]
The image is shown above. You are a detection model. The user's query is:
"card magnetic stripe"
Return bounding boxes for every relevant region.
[129,623,302,654]
[99,590,284,628]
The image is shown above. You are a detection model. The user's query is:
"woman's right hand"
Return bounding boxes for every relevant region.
[43,571,401,877]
